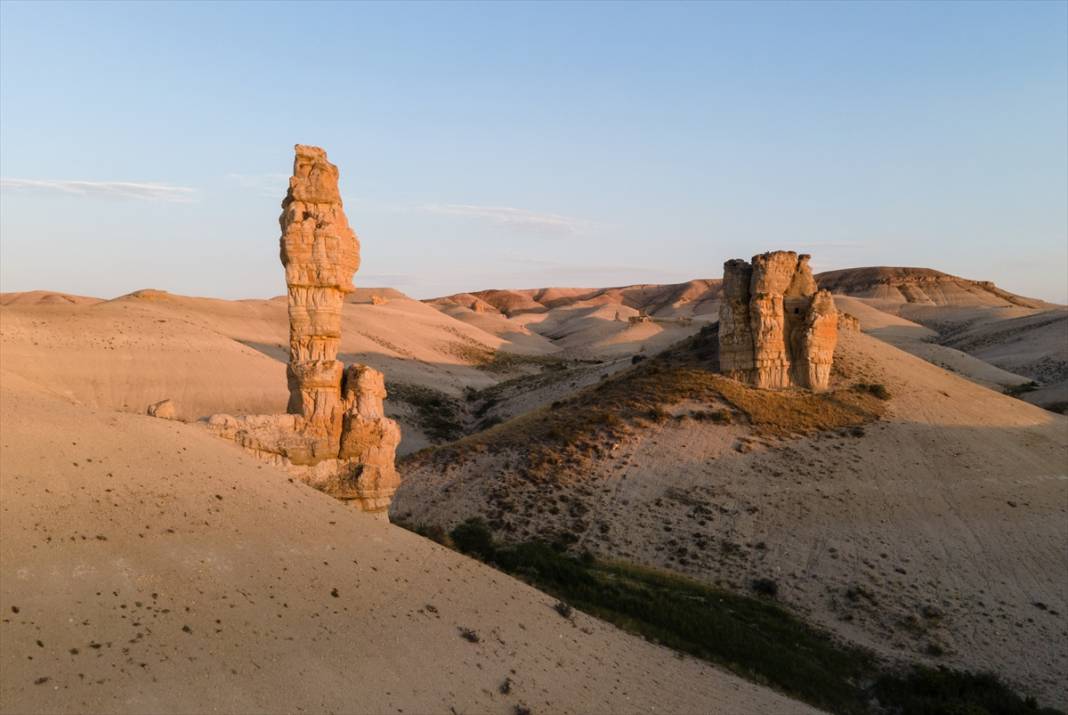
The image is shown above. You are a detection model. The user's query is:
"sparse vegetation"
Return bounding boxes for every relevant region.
[388,382,465,442]
[1004,381,1039,397]
[854,382,891,400]
[406,325,887,483]
[689,409,732,424]
[443,331,569,375]
[750,577,779,598]
[420,518,1062,715]
[873,666,1063,715]
[458,627,480,643]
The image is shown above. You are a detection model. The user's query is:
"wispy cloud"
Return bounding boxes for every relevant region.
[1,178,197,202]
[422,203,592,235]
[225,172,289,197]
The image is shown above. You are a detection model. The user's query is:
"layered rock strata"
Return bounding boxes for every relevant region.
[718,251,838,390]
[205,145,400,512]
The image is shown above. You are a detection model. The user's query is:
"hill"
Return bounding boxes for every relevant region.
[814,267,1049,309]
[394,325,1068,707]
[0,289,565,454]
[0,368,809,714]
[427,280,721,360]
[817,267,1067,413]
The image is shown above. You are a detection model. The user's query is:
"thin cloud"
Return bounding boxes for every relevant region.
[423,203,592,235]
[225,172,289,196]
[1,178,197,202]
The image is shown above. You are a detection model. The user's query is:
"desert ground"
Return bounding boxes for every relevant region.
[0,368,811,715]
[1,265,1065,712]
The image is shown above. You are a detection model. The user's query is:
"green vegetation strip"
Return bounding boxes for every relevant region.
[431,518,1063,715]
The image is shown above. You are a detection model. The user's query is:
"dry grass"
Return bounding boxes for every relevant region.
[407,325,886,476]
[441,329,569,374]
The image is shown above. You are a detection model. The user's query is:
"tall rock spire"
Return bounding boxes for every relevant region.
[279,145,361,459]
[205,145,400,513]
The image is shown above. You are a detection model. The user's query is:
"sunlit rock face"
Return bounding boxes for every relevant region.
[280,144,361,450]
[203,145,400,513]
[718,251,838,391]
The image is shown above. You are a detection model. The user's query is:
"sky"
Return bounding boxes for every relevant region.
[1,0,1066,302]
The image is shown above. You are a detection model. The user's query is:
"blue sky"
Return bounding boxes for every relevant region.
[1,0,1066,301]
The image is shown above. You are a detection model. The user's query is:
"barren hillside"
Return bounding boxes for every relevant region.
[0,369,811,715]
[817,267,1067,412]
[395,326,1068,707]
[0,290,566,454]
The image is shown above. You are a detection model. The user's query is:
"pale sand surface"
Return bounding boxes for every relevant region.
[834,296,1034,389]
[0,370,814,715]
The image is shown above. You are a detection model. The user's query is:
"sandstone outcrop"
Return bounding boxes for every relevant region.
[203,145,400,513]
[838,312,860,333]
[147,399,177,420]
[718,251,838,390]
[280,144,361,459]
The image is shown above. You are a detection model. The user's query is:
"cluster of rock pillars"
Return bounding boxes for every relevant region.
[188,145,841,514]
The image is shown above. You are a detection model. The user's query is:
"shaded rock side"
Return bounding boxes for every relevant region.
[718,251,838,390]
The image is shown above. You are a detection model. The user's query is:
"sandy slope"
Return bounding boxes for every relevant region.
[0,289,564,453]
[835,296,1034,390]
[396,331,1068,707]
[429,283,717,360]
[819,267,1067,412]
[0,370,812,715]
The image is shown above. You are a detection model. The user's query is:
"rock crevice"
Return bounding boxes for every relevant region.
[718,251,838,390]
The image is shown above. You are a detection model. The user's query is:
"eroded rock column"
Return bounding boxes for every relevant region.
[204,145,401,513]
[280,145,361,458]
[717,251,838,390]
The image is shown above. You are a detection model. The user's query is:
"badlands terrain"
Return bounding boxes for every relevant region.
[1,265,1066,712]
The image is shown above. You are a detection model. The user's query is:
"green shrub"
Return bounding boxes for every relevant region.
[873,666,1062,715]
[449,518,496,560]
[751,577,779,598]
[1004,381,1040,397]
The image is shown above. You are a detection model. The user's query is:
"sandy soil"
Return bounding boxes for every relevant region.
[835,296,1034,390]
[0,369,813,715]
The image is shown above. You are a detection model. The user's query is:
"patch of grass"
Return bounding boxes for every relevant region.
[690,409,733,423]
[436,518,1062,715]
[442,329,569,375]
[387,382,464,443]
[1004,381,1040,398]
[407,325,886,488]
[448,519,870,713]
[1044,401,1068,415]
[750,577,779,598]
[873,666,1063,715]
[854,382,891,400]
